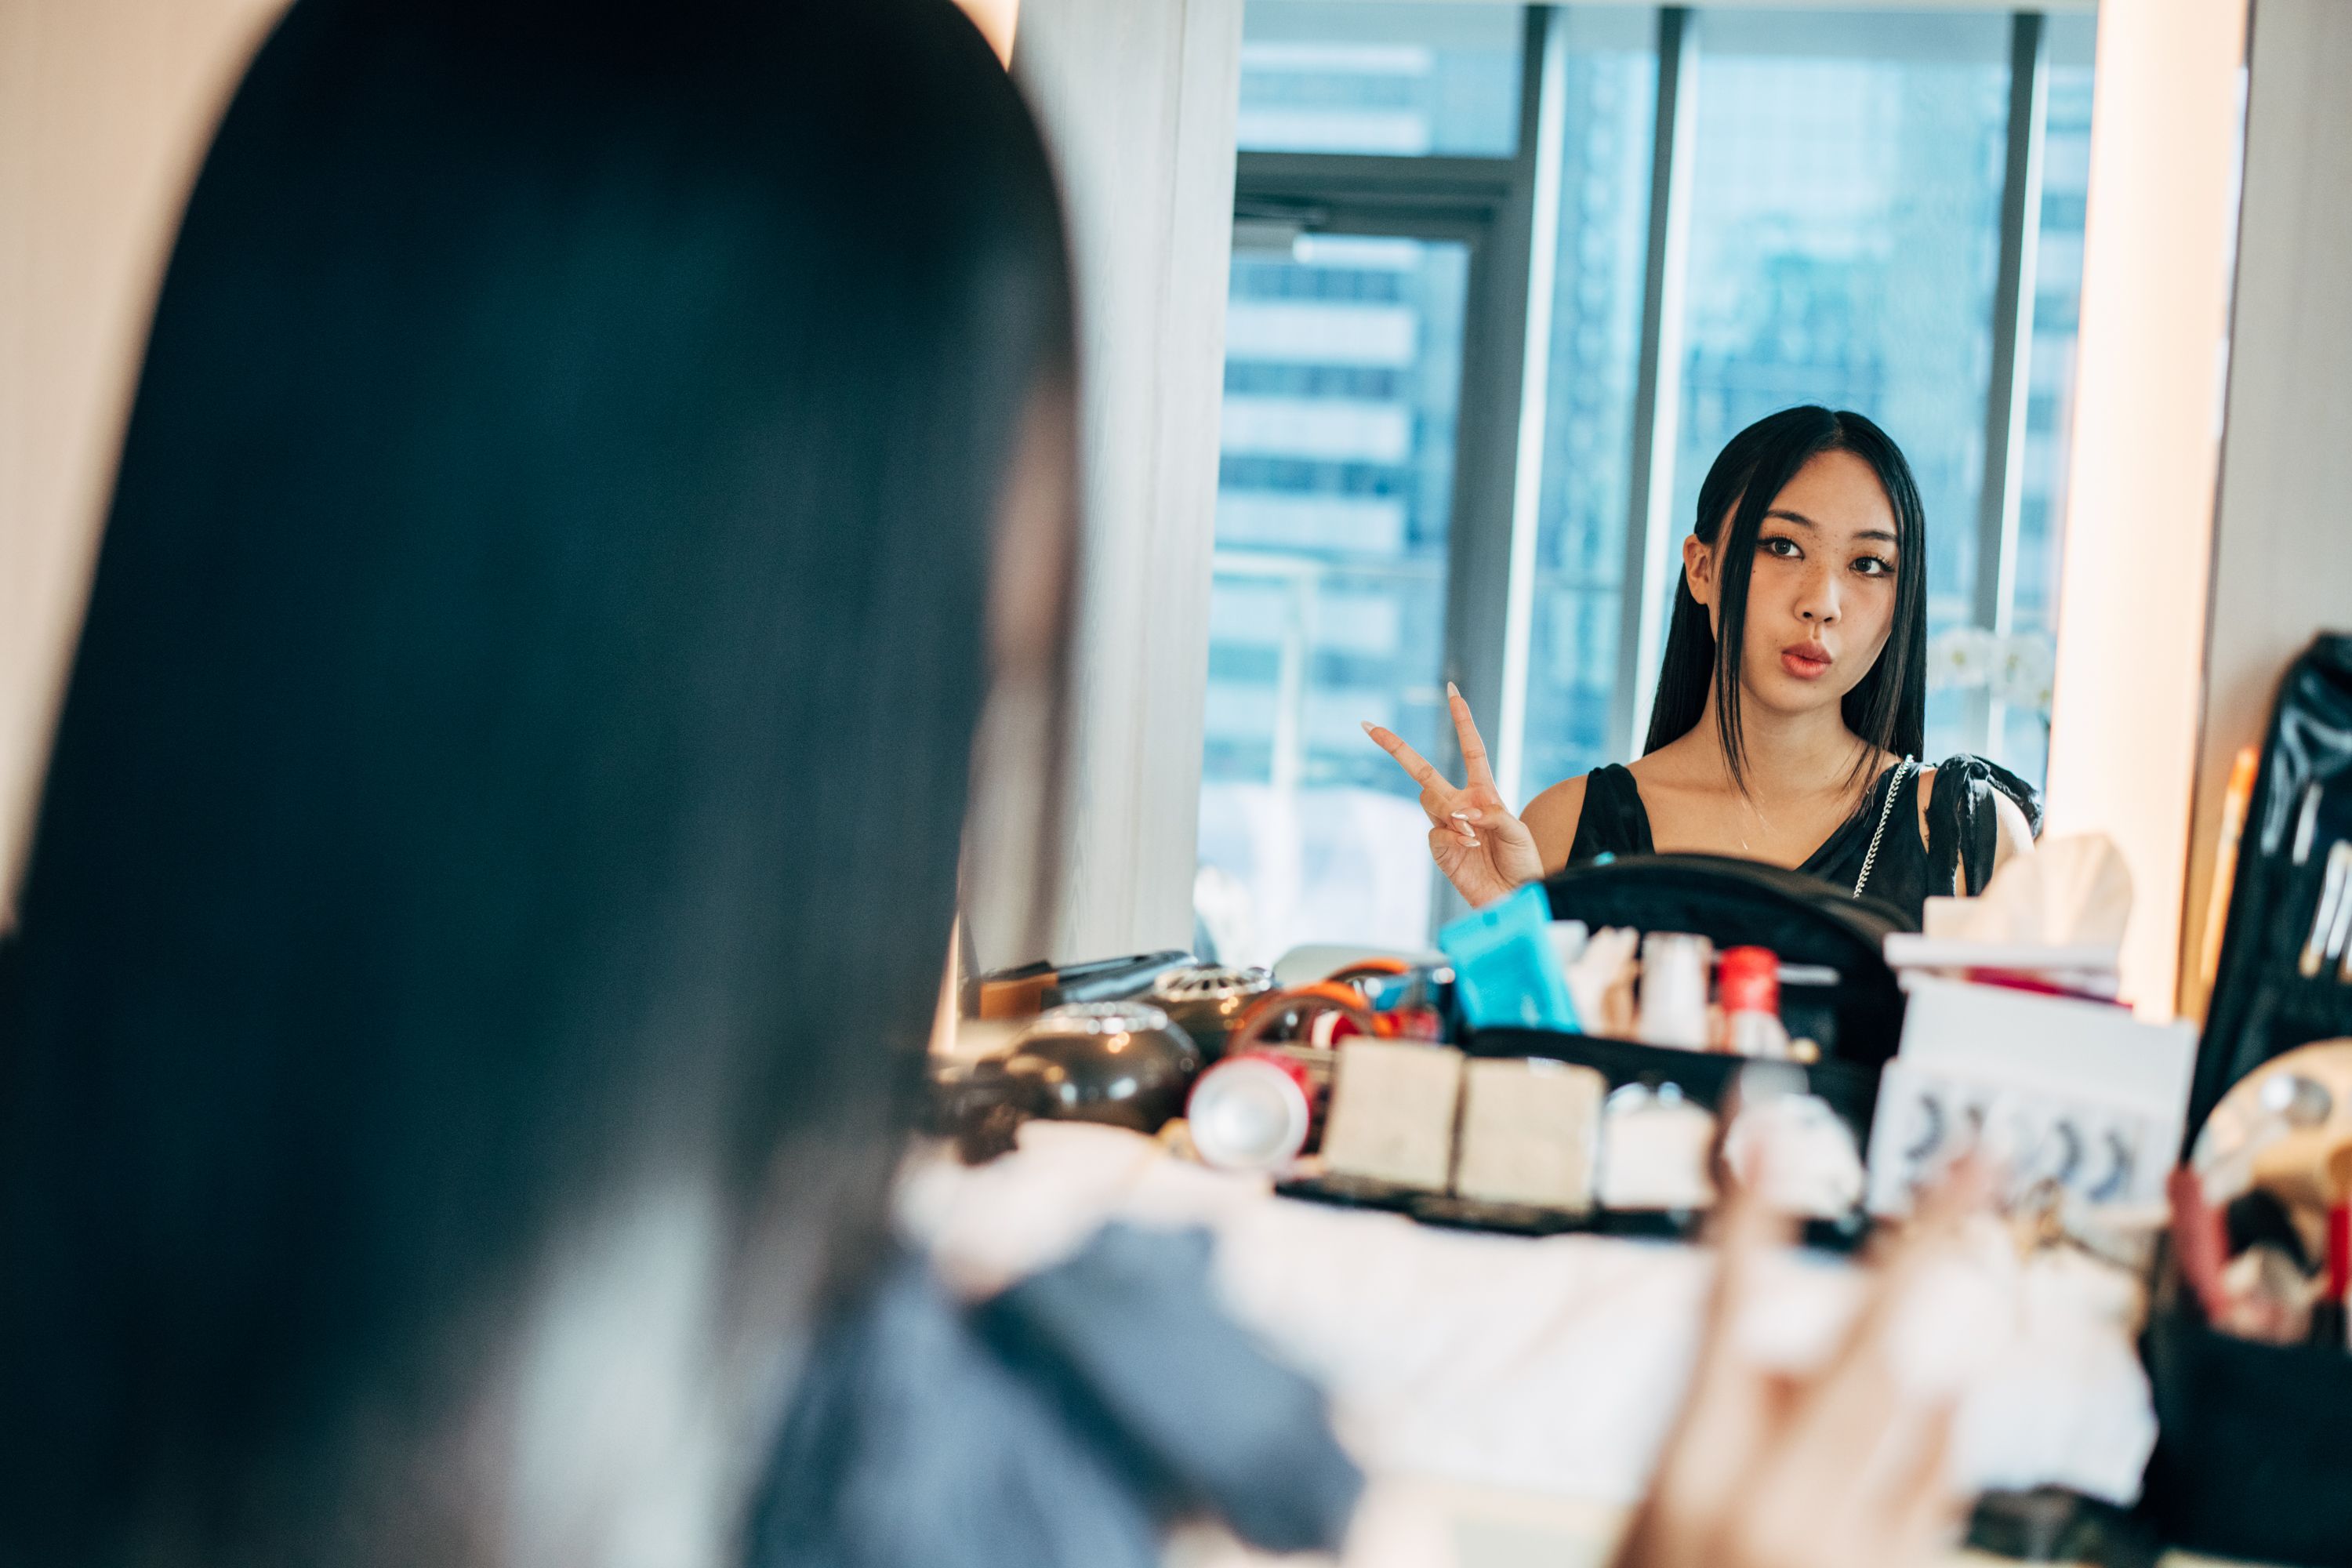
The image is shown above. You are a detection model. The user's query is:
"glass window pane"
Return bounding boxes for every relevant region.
[1997,13,2096,785]
[1671,11,2013,762]
[1197,234,1468,967]
[1523,10,1660,794]
[1238,1,1523,158]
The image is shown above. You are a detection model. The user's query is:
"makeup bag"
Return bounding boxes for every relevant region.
[2140,633,2352,1566]
[1467,853,1911,1143]
[2187,634,2352,1133]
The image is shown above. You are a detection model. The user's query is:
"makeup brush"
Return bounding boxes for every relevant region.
[2328,1144,2352,1294]
[2169,1166,2234,1324]
[2313,1142,2352,1349]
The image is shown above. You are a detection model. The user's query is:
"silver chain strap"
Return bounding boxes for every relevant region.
[1852,757,1918,898]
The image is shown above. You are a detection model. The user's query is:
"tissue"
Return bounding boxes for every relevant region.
[1921,833,2133,949]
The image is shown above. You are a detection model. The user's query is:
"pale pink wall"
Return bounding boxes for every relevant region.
[955,0,1020,64]
[0,0,289,918]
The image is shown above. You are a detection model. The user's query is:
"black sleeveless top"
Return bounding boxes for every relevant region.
[1565,753,2042,930]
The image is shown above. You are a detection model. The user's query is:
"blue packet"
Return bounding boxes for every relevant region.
[1437,882,1580,1033]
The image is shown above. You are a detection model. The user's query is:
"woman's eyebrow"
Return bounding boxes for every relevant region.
[1764,507,1897,546]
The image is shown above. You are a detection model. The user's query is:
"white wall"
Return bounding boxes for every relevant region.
[1005,0,1245,969]
[0,0,288,920]
[2040,0,2248,1016]
[2178,0,2352,1018]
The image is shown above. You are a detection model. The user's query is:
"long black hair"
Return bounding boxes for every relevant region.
[0,0,1074,1556]
[1642,406,1928,785]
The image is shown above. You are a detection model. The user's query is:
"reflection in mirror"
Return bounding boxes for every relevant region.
[1196,2,2096,962]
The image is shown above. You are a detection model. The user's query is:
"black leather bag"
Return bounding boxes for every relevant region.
[2141,633,2352,1566]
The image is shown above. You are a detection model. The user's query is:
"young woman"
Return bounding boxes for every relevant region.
[1370,406,2038,925]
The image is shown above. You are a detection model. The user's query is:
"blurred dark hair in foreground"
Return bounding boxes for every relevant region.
[0,0,1075,1557]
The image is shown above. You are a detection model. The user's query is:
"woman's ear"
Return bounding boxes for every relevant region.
[1682,533,1715,608]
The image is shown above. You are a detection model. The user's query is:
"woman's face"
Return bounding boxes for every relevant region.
[1685,448,1901,723]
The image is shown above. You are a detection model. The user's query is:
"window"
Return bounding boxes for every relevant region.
[2000,13,2097,779]
[1673,13,2012,760]
[1200,3,2094,962]
[1199,236,1472,966]
[1239,1,1525,158]
[1523,10,1659,793]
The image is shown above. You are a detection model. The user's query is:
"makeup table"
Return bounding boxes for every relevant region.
[902,1122,2195,1566]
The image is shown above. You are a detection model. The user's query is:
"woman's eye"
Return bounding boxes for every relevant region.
[1759,536,1801,559]
[1852,555,1894,577]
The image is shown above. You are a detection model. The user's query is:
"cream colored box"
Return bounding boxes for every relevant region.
[1320,1040,1464,1191]
[1452,1057,1605,1211]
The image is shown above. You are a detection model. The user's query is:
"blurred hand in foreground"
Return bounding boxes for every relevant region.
[1612,1165,1991,1568]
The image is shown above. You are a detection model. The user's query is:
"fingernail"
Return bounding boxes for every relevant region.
[1457,808,1480,822]
[1361,720,1375,735]
[1446,681,1461,700]
[1461,833,1479,846]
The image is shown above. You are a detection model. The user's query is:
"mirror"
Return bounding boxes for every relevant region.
[1194,2,2097,966]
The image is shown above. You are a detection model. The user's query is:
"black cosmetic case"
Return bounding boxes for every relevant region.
[2138,634,2352,1566]
[1466,853,1911,1147]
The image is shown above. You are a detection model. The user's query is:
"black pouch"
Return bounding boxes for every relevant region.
[2140,633,2352,1566]
[1468,853,1909,1142]
[2189,634,2352,1133]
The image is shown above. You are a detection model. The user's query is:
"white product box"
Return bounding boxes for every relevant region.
[1863,977,2198,1216]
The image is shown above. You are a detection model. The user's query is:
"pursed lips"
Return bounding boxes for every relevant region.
[1780,642,1833,677]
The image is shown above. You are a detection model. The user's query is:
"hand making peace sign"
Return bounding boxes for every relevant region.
[1363,683,1545,909]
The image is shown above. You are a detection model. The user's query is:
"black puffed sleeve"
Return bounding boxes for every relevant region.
[1924,753,2045,896]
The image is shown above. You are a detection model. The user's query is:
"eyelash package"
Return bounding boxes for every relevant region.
[1859,976,2195,1218]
